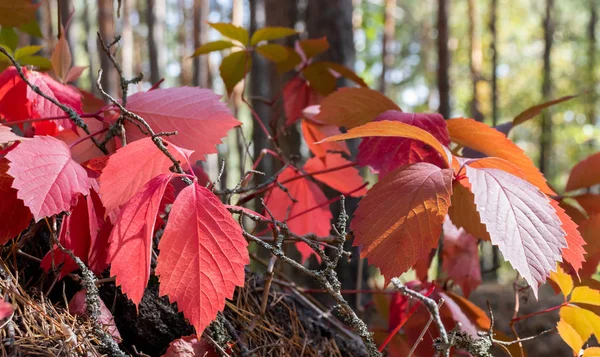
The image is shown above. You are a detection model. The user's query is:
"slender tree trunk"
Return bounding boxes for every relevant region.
[58,0,74,47]
[121,0,134,80]
[147,0,166,85]
[192,0,210,88]
[539,0,554,175]
[489,0,499,126]
[437,0,450,118]
[178,0,191,85]
[588,0,597,135]
[98,0,118,98]
[468,0,483,122]
[380,0,396,94]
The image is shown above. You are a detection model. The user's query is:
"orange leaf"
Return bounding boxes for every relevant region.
[301,120,349,158]
[513,94,578,126]
[551,199,586,273]
[447,180,490,241]
[557,318,584,353]
[580,214,600,278]
[315,88,400,128]
[447,118,554,195]
[566,152,600,192]
[319,120,452,167]
[303,153,367,197]
[350,163,453,282]
[299,37,329,59]
[571,286,600,306]
[584,347,600,356]
[549,264,574,297]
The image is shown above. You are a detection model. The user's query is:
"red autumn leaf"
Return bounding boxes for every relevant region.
[0,158,32,244]
[69,290,121,341]
[41,195,90,278]
[465,165,566,295]
[351,163,453,282]
[575,194,600,216]
[156,184,249,336]
[86,188,111,274]
[99,137,192,216]
[81,156,110,178]
[0,126,27,145]
[580,214,600,278]
[303,153,366,197]
[283,77,320,126]
[566,152,600,192]
[357,111,450,178]
[447,118,554,195]
[442,218,481,297]
[124,87,240,161]
[6,136,91,221]
[0,67,82,136]
[264,167,332,263]
[550,199,586,273]
[108,173,174,306]
[388,292,409,332]
[162,335,218,357]
[315,87,401,129]
[301,119,349,158]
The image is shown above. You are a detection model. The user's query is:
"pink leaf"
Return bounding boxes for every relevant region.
[442,218,481,297]
[0,158,32,244]
[69,290,121,341]
[6,136,91,221]
[99,137,192,216]
[0,298,12,320]
[304,153,366,197]
[357,111,450,178]
[124,87,240,161]
[108,174,174,306]
[465,166,567,296]
[162,335,218,357]
[156,184,249,336]
[264,167,332,263]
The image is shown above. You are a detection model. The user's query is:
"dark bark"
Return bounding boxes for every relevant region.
[588,0,597,131]
[539,0,554,175]
[437,0,450,118]
[489,0,499,126]
[380,0,396,94]
[98,0,118,98]
[146,0,166,85]
[193,0,211,88]
[468,0,483,122]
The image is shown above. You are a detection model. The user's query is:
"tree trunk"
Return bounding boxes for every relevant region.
[58,0,74,48]
[192,0,211,88]
[146,0,166,85]
[120,0,134,80]
[98,0,118,98]
[437,0,450,119]
[588,0,597,133]
[468,0,483,122]
[489,0,498,126]
[380,0,396,94]
[539,0,554,175]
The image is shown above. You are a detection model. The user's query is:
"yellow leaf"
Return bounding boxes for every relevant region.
[250,26,297,46]
[314,87,400,128]
[303,62,337,96]
[299,37,329,59]
[550,264,574,297]
[560,305,600,344]
[583,347,600,356]
[318,120,452,168]
[191,40,236,57]
[255,44,290,62]
[219,51,251,96]
[571,286,600,306]
[208,22,249,45]
[557,318,584,353]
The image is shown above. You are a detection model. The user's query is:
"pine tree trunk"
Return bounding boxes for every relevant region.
[147,0,166,85]
[437,0,450,119]
[489,0,499,126]
[98,0,118,98]
[539,0,554,175]
[380,0,396,94]
[192,0,210,88]
[588,0,597,135]
[468,0,483,122]
[121,0,134,80]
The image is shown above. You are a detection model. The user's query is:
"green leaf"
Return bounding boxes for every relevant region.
[18,55,51,69]
[19,18,43,38]
[255,44,289,62]
[302,62,336,96]
[219,51,251,96]
[191,40,236,57]
[208,22,249,45]
[0,27,18,51]
[250,26,297,46]
[14,45,42,59]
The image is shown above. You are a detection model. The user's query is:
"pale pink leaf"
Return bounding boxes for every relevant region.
[0,126,27,145]
[442,218,481,297]
[6,136,91,221]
